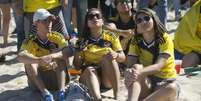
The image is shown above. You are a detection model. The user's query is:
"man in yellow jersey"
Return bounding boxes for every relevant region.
[18,9,68,101]
[23,0,69,40]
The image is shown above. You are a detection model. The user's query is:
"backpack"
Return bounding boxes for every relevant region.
[66,82,91,101]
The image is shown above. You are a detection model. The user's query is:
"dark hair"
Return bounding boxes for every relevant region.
[132,8,167,45]
[81,8,104,40]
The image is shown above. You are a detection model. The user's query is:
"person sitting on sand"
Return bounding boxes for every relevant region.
[17,9,68,101]
[105,0,135,54]
[174,1,201,68]
[73,8,126,101]
[125,8,178,101]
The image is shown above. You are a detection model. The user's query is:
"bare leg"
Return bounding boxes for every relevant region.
[72,7,77,30]
[101,56,120,100]
[80,67,102,100]
[55,59,67,91]
[143,82,177,101]
[0,4,11,46]
[182,52,200,68]
[25,64,49,94]
[127,76,151,101]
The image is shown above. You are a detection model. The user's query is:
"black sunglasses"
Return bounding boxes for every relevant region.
[88,13,102,20]
[136,16,151,24]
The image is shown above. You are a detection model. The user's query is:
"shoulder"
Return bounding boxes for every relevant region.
[48,31,65,39]
[162,32,173,42]
[23,35,36,44]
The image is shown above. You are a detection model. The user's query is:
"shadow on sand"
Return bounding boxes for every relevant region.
[0,71,26,83]
[0,87,41,101]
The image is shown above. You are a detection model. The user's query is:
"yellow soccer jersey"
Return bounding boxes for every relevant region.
[80,30,122,64]
[21,31,67,57]
[128,33,176,78]
[174,1,201,54]
[24,0,61,12]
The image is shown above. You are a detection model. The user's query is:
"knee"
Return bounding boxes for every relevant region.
[82,67,95,77]
[101,55,116,64]
[166,82,178,95]
[56,59,66,70]
[133,64,143,70]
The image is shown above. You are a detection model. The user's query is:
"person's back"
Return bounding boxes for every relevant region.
[174,1,201,68]
[24,0,61,13]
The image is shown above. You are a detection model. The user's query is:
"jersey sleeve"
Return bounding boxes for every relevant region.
[159,33,174,56]
[111,34,123,52]
[128,42,139,56]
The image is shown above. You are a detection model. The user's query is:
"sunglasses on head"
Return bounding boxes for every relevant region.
[88,13,102,20]
[136,16,151,24]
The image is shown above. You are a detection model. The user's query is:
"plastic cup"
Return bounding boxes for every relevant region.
[175,60,182,74]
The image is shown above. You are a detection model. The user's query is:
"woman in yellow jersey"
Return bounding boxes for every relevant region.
[174,1,201,68]
[125,8,178,101]
[73,8,125,101]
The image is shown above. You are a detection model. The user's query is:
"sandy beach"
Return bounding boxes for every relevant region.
[0,11,201,101]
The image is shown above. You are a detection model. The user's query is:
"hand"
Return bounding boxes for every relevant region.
[39,55,53,66]
[106,51,119,60]
[124,68,139,88]
[48,61,58,71]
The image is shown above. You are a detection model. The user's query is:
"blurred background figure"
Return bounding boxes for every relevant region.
[173,0,182,21]
[62,0,87,38]
[0,0,12,47]
[137,0,168,27]
[23,0,69,40]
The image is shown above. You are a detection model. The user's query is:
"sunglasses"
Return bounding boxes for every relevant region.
[136,16,151,24]
[88,13,102,20]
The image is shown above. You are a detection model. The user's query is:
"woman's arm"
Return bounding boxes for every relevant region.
[139,53,170,76]
[104,23,134,38]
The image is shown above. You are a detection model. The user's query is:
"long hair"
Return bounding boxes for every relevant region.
[77,8,104,49]
[132,8,167,45]
[81,8,104,40]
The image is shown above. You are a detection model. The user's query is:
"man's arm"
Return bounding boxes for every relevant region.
[17,50,40,64]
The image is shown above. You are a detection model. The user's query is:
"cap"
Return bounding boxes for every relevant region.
[33,8,52,23]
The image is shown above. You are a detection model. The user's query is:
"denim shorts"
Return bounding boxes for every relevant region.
[148,76,180,99]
